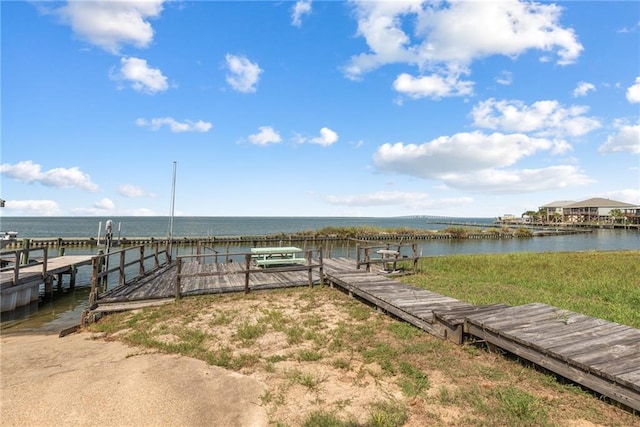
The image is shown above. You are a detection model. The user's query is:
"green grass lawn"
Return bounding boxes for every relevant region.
[402,250,640,329]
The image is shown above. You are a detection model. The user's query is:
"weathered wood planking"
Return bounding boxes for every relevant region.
[323,257,471,340]
[466,303,640,411]
[98,261,322,303]
[0,255,92,288]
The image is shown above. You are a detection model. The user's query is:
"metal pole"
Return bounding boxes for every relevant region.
[168,161,177,261]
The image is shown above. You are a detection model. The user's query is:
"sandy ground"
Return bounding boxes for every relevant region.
[0,332,268,427]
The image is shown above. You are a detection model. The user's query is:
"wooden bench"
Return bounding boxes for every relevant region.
[377,249,400,272]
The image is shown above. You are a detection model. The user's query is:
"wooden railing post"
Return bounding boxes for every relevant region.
[20,239,30,265]
[41,247,48,279]
[412,243,418,273]
[306,250,313,287]
[12,250,20,285]
[318,247,324,286]
[356,244,361,269]
[90,257,99,306]
[365,247,371,272]
[244,253,251,294]
[175,257,182,300]
[139,246,145,276]
[119,250,126,286]
[154,243,160,268]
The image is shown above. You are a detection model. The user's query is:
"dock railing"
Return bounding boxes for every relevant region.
[354,241,419,273]
[174,248,324,298]
[0,246,48,285]
[89,242,170,306]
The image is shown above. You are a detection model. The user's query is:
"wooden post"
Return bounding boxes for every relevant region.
[365,247,371,272]
[139,246,145,276]
[175,257,182,300]
[69,265,77,289]
[356,244,361,269]
[154,243,160,268]
[244,253,251,294]
[119,250,126,286]
[306,250,313,287]
[20,239,30,265]
[44,275,53,299]
[412,243,418,273]
[90,257,99,306]
[41,247,48,279]
[318,247,324,286]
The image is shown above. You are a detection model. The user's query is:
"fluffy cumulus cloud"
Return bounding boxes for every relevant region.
[0,160,99,191]
[598,123,640,154]
[573,81,595,97]
[626,77,640,103]
[345,1,582,99]
[371,131,592,193]
[310,127,339,146]
[225,54,263,93]
[56,0,165,54]
[136,117,212,133]
[111,57,168,94]
[393,72,474,99]
[3,200,62,216]
[324,191,473,210]
[440,166,593,193]
[248,126,282,145]
[470,99,601,138]
[292,1,312,27]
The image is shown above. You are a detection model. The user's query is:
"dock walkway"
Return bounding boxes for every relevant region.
[322,258,640,412]
[85,256,640,411]
[1,254,93,312]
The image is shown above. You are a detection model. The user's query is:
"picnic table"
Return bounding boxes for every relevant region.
[251,247,306,268]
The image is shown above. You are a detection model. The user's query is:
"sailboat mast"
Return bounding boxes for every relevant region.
[168,161,177,260]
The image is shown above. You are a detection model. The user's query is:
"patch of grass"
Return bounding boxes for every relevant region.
[291,370,325,391]
[387,322,421,340]
[493,386,549,426]
[397,361,430,397]
[297,349,323,362]
[209,309,237,326]
[236,321,267,344]
[368,400,408,427]
[301,410,357,427]
[285,325,304,345]
[331,357,351,370]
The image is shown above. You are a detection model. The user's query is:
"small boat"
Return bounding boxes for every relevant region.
[1,231,18,250]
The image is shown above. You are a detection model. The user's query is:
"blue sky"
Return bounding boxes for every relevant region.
[1,1,639,218]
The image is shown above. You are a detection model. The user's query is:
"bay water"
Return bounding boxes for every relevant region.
[1,216,637,333]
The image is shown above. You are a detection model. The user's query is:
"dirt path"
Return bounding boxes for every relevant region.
[0,332,268,427]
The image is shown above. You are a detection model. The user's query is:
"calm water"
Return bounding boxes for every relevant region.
[1,216,638,333]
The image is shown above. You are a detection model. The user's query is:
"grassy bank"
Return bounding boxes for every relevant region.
[88,251,639,426]
[404,250,640,329]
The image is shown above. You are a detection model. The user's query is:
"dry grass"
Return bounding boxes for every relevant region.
[90,286,638,426]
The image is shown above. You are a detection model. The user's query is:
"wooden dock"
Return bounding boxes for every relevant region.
[1,252,93,312]
[83,254,640,412]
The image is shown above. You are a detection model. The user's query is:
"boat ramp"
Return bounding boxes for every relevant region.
[77,242,640,413]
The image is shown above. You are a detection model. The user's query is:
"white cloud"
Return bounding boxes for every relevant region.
[0,160,99,191]
[111,57,168,94]
[598,123,640,154]
[136,117,212,133]
[371,131,593,193]
[598,189,640,206]
[292,1,312,27]
[225,54,263,93]
[57,0,165,54]
[118,184,146,198]
[3,200,62,216]
[626,77,640,103]
[310,127,339,146]
[324,191,473,210]
[248,126,282,145]
[373,132,553,178]
[94,198,114,210]
[393,72,474,99]
[471,98,601,137]
[441,166,593,193]
[344,0,582,80]
[573,81,595,97]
